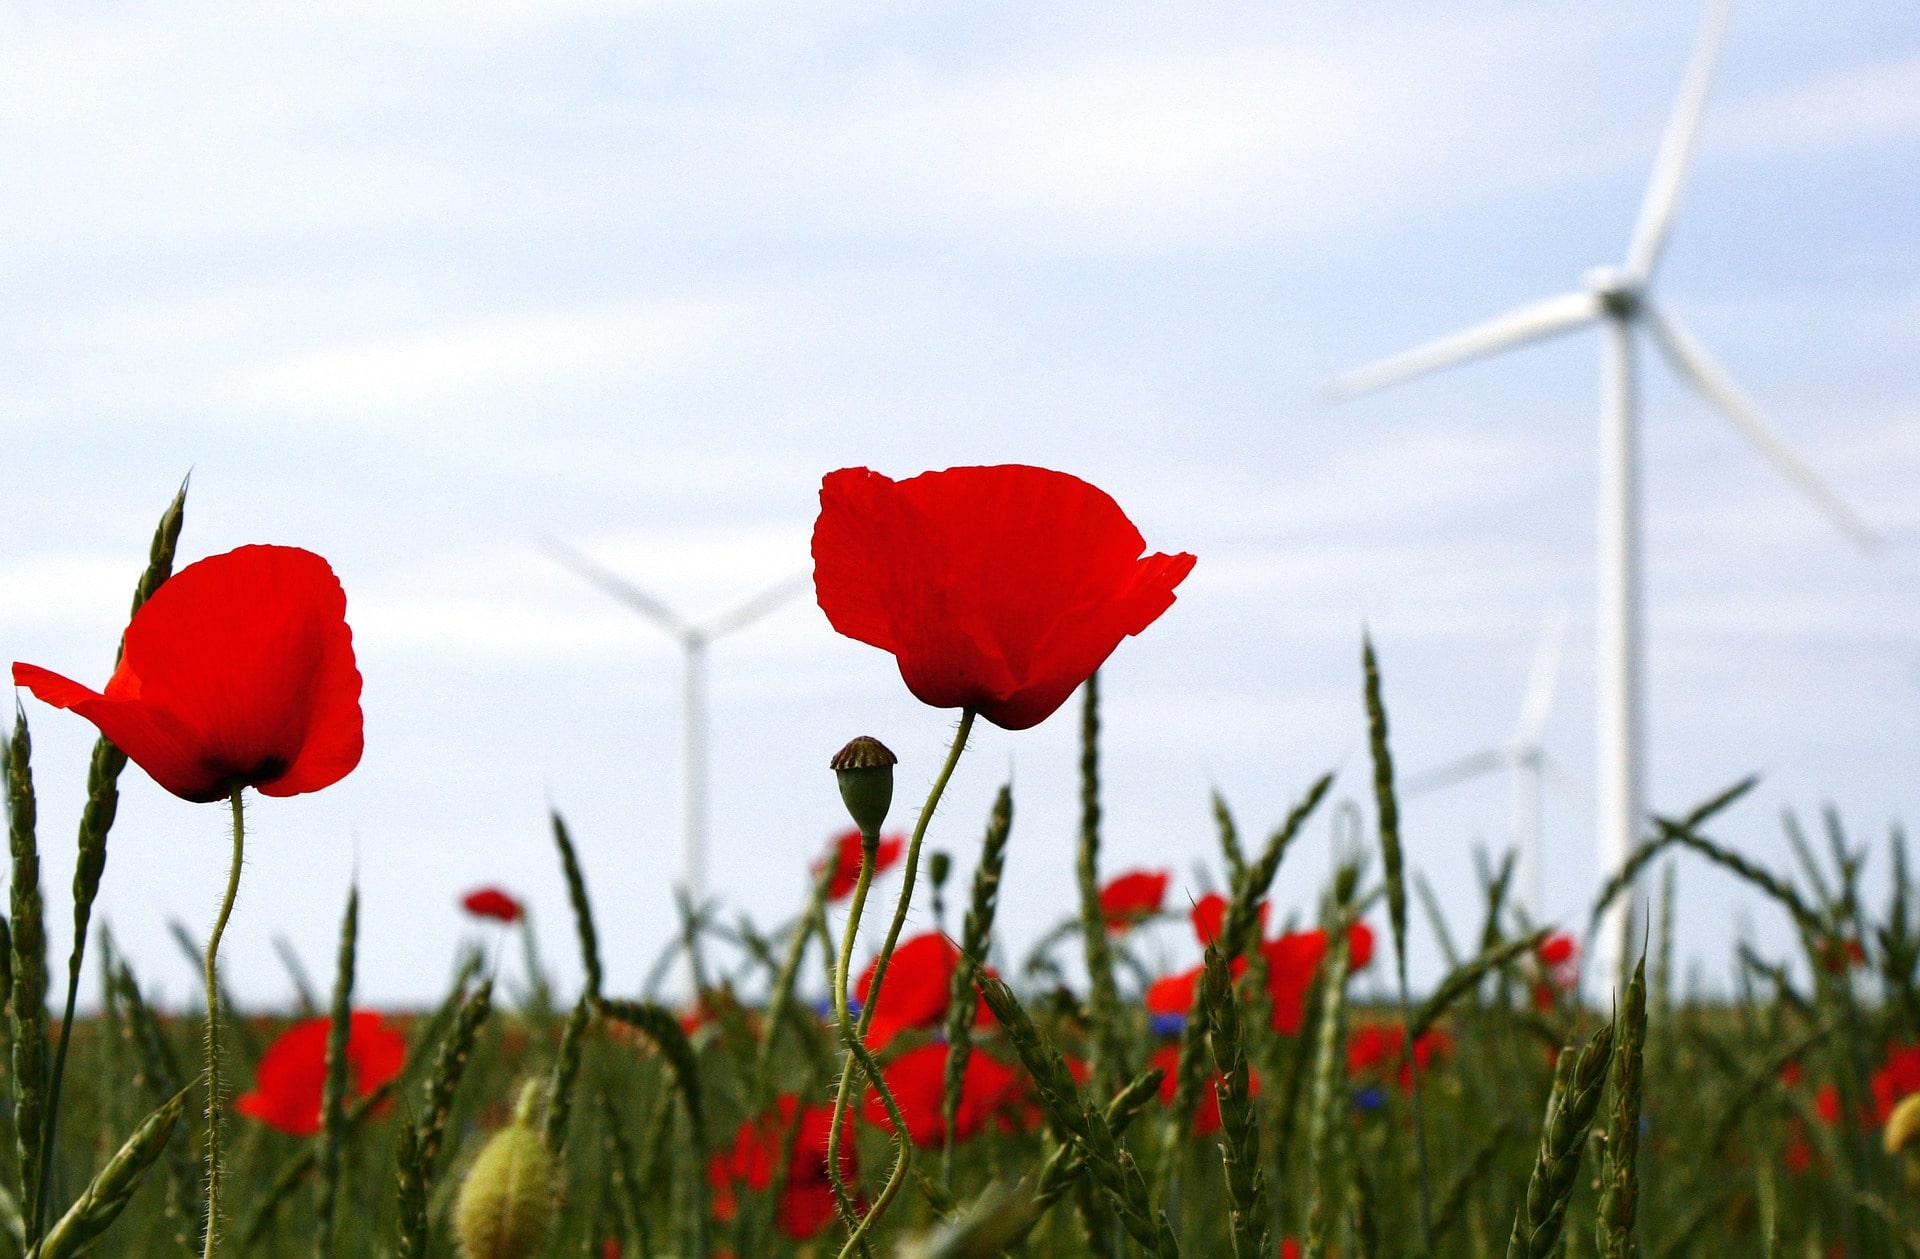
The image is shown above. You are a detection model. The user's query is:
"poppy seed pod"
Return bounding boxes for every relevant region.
[454,1082,559,1259]
[830,736,897,837]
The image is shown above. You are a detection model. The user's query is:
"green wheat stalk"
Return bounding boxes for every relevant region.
[1362,635,1432,1252]
[1302,915,1354,1259]
[1506,1024,1616,1259]
[551,810,603,1002]
[976,974,1180,1259]
[544,995,592,1156]
[315,883,358,1258]
[395,977,493,1259]
[38,482,186,1244]
[1074,673,1130,1103]
[943,784,1013,1185]
[33,1086,190,1259]
[1201,945,1268,1259]
[597,998,708,1259]
[8,710,48,1245]
[1432,1119,1514,1242]
[1597,957,1647,1259]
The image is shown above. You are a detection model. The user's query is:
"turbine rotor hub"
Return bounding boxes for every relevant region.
[1584,266,1640,317]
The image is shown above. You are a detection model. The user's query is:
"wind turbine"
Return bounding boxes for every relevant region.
[1326,0,1877,982]
[542,537,811,903]
[1403,610,1582,923]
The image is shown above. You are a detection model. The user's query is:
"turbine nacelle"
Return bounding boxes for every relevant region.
[1583,266,1641,317]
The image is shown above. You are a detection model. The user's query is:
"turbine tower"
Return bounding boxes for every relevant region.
[1326,0,1876,981]
[1403,610,1581,923]
[543,537,810,903]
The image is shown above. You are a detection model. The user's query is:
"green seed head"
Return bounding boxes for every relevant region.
[453,1084,559,1259]
[830,736,897,837]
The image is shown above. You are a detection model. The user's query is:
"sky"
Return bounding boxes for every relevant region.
[0,0,1916,1010]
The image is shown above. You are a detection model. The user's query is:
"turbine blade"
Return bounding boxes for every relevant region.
[695,572,814,640]
[1539,753,1593,811]
[1641,304,1880,551]
[1401,747,1509,797]
[539,536,690,634]
[1324,292,1601,400]
[1513,606,1570,746]
[1624,0,1737,281]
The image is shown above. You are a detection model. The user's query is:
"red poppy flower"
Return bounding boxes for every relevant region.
[1190,894,1266,948]
[1259,925,1372,1035]
[1101,870,1171,930]
[1874,1044,1920,1124]
[708,1095,854,1241]
[1149,1044,1259,1137]
[1819,936,1868,973]
[1281,1241,1302,1259]
[1781,1061,1804,1089]
[12,545,362,803]
[1537,934,1577,967]
[461,886,524,924]
[854,931,992,1048]
[1347,1024,1452,1092]
[863,1043,1028,1146]
[1146,966,1201,1021]
[811,465,1196,730]
[815,828,906,902]
[1815,1084,1842,1128]
[1783,1138,1813,1176]
[235,1012,405,1136]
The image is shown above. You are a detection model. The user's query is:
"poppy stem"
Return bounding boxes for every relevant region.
[828,708,976,1259]
[202,787,246,1259]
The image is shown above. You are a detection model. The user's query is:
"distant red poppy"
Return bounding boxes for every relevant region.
[815,828,906,902]
[461,887,524,924]
[863,1043,1028,1146]
[1873,1044,1920,1124]
[1149,1044,1259,1137]
[1815,1084,1842,1128]
[855,931,992,1048]
[709,1095,853,1241]
[1190,894,1266,948]
[1347,1023,1453,1093]
[811,465,1196,730]
[1261,925,1373,1035]
[1537,934,1577,967]
[1146,967,1202,1021]
[12,545,362,803]
[1101,870,1171,930]
[235,1012,405,1137]
[1819,936,1868,973]
[1281,1240,1302,1259]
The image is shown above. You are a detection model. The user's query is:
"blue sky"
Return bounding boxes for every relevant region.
[2,0,1916,1007]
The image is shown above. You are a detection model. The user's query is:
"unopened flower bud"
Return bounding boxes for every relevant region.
[830,736,896,837]
[1887,1091,1920,1157]
[454,1080,559,1259]
[928,850,952,893]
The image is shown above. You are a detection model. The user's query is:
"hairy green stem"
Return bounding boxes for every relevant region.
[201,788,245,1259]
[828,709,976,1259]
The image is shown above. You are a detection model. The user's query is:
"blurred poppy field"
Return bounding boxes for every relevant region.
[3,468,1918,1259]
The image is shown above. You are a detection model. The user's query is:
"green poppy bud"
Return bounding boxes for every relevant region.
[454,1081,559,1259]
[928,850,952,893]
[830,736,897,837]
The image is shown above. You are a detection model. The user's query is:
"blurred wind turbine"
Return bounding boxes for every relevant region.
[1326,0,1877,981]
[1402,610,1582,923]
[541,537,811,903]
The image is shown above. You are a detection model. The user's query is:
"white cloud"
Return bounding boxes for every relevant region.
[218,294,759,418]
[0,554,140,629]
[1716,55,1920,157]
